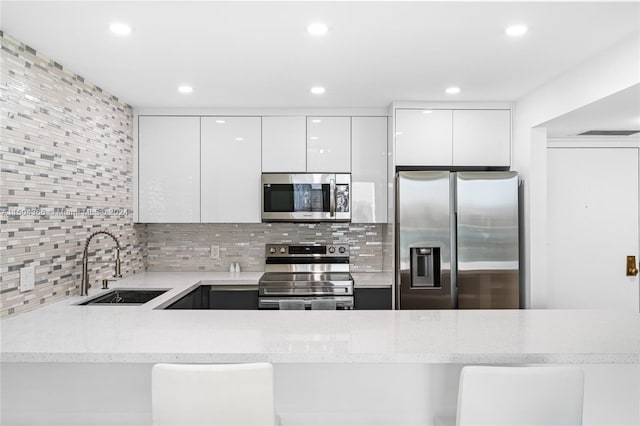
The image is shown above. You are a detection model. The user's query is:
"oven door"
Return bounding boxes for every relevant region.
[261,173,350,222]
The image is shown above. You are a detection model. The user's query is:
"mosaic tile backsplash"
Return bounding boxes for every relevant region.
[0,32,147,316]
[146,223,387,272]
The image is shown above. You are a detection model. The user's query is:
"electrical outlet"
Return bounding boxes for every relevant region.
[19,266,35,292]
[210,245,220,259]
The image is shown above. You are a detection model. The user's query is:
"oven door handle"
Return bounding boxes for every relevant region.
[329,178,336,217]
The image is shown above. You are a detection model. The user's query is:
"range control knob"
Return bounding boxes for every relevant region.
[339,246,346,254]
[279,247,286,254]
[269,247,276,254]
[328,246,336,253]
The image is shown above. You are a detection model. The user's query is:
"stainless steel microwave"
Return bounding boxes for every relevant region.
[261,173,351,222]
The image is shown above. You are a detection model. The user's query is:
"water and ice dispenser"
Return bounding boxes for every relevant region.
[410,247,441,288]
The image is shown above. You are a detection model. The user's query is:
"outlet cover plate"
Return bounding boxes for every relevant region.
[20,266,35,292]
[210,245,220,259]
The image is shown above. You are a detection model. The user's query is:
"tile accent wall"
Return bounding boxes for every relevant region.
[0,32,146,317]
[147,223,386,272]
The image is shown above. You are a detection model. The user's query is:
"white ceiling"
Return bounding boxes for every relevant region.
[1,1,639,110]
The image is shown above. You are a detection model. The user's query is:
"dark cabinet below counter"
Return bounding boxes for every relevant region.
[165,285,258,310]
[165,284,392,310]
[354,287,392,310]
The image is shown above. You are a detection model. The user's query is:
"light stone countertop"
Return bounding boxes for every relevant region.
[1,272,638,365]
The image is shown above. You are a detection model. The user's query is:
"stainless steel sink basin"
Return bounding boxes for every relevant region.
[78,289,168,305]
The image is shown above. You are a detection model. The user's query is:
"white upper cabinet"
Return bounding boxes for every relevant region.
[395,109,453,166]
[306,117,351,172]
[138,116,200,223]
[394,107,511,167]
[351,117,388,223]
[201,117,261,223]
[452,109,511,166]
[262,116,306,172]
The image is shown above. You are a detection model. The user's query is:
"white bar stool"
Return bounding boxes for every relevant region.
[456,365,584,426]
[152,362,276,426]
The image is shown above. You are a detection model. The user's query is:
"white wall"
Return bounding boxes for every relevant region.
[512,32,640,308]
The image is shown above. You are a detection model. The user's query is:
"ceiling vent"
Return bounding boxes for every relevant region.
[578,130,640,136]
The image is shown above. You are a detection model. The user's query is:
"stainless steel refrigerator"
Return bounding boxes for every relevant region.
[395,171,519,309]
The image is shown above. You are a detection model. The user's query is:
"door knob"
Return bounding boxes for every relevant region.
[627,256,638,276]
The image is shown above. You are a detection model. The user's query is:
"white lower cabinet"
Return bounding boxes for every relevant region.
[138,116,201,223]
[351,117,388,223]
[200,117,262,223]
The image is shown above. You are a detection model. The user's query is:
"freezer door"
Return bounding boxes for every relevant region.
[396,171,454,309]
[456,172,519,309]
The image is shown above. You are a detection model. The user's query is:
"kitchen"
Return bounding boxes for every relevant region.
[1,1,639,425]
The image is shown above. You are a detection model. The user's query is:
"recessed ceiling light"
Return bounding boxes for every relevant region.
[395,131,404,136]
[423,110,433,114]
[109,22,132,36]
[310,86,326,95]
[310,136,319,140]
[445,87,461,95]
[307,23,328,36]
[215,120,225,124]
[311,119,322,123]
[505,25,528,37]
[178,85,193,94]
[235,137,245,141]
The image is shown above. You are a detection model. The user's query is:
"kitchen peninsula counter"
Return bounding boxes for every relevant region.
[2,272,638,426]
[1,272,637,365]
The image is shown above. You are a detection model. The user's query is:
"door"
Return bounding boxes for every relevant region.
[306,117,351,172]
[351,116,388,223]
[138,116,200,223]
[396,171,454,309]
[456,172,519,309]
[262,116,306,172]
[395,109,453,166]
[201,117,261,223]
[452,109,511,167]
[547,147,639,311]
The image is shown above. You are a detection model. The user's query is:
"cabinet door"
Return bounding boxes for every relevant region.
[201,117,261,223]
[351,117,387,223]
[354,287,392,310]
[452,109,510,166]
[209,288,259,309]
[307,117,351,172]
[138,116,200,223]
[395,109,453,166]
[262,116,306,172]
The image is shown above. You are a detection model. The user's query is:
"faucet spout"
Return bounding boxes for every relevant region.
[80,230,122,296]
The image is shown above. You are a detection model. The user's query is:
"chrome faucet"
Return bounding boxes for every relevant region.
[80,230,122,296]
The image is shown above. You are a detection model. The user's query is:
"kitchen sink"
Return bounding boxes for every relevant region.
[78,289,169,305]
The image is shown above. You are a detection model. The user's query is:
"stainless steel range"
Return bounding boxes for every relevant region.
[258,243,354,309]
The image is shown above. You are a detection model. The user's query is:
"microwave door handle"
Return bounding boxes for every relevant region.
[329,178,336,217]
